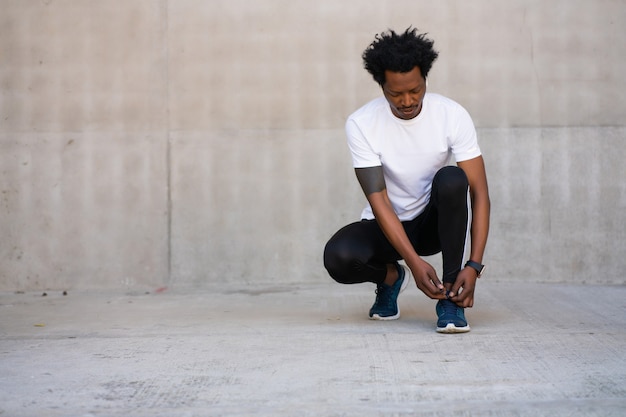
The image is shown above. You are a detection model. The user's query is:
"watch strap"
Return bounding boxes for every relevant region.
[465,260,485,277]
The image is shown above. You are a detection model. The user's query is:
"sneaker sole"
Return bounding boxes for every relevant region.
[370,312,400,321]
[436,323,471,333]
[369,266,411,321]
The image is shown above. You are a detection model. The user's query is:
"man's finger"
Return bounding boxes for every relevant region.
[428,271,444,291]
[449,281,462,298]
[417,278,445,299]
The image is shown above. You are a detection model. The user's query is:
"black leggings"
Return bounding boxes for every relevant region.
[323,166,470,285]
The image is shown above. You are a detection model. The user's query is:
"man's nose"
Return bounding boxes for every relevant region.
[400,93,413,106]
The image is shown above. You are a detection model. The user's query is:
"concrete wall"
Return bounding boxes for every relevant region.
[1,0,625,290]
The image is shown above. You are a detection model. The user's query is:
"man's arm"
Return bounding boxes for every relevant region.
[449,156,490,307]
[355,167,445,299]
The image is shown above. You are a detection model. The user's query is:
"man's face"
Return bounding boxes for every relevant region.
[382,66,427,120]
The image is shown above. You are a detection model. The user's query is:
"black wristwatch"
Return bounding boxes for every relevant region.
[465,260,485,278]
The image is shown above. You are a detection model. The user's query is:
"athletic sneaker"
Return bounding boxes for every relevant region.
[436,299,470,333]
[369,263,411,320]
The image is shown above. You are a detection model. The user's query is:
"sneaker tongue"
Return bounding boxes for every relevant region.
[443,299,457,312]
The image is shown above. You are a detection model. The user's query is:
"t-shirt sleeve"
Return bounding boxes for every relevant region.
[346,118,382,168]
[450,105,482,162]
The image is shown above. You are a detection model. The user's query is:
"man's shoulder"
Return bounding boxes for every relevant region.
[426,92,462,108]
[347,97,388,122]
[425,93,469,115]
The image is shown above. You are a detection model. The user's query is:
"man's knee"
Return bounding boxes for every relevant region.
[323,239,354,284]
[433,166,468,201]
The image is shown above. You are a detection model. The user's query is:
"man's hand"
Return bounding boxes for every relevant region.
[408,259,446,300]
[449,267,478,308]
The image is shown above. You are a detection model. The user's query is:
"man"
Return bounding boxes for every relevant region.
[323,28,490,333]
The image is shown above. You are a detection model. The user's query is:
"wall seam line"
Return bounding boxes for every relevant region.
[164,0,172,286]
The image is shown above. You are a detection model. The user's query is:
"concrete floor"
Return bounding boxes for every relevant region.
[0,281,625,417]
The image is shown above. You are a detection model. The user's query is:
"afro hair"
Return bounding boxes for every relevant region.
[362,27,439,86]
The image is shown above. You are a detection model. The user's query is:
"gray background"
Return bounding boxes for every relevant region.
[1,0,625,290]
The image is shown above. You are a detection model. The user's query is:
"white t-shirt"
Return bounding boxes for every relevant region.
[346,93,481,221]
